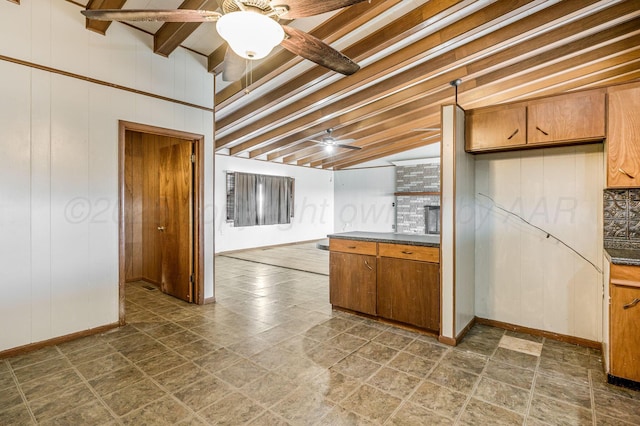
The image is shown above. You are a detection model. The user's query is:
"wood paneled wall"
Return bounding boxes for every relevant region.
[0,0,214,352]
[475,144,603,341]
[125,131,191,285]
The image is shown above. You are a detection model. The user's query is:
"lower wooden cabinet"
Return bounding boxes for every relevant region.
[377,257,440,331]
[329,238,440,332]
[329,251,377,315]
[610,264,640,382]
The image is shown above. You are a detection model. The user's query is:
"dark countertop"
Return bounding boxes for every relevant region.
[327,231,440,248]
[605,247,640,267]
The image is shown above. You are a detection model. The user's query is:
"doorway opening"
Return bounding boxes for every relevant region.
[118,120,205,325]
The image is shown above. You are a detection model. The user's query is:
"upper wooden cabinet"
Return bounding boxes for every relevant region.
[466,105,526,151]
[466,89,606,153]
[607,82,640,188]
[527,91,605,144]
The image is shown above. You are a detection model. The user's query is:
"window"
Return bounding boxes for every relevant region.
[226,172,295,227]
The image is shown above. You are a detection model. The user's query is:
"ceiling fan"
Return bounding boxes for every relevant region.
[81,0,366,81]
[310,129,362,152]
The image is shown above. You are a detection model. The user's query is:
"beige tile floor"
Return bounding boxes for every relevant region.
[1,252,640,425]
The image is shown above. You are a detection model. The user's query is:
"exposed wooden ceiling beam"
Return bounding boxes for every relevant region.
[216,0,597,151]
[214,0,465,136]
[84,0,127,35]
[316,118,442,166]
[212,0,401,103]
[154,0,219,57]
[462,38,640,108]
[236,2,634,159]
[322,130,440,169]
[319,37,640,167]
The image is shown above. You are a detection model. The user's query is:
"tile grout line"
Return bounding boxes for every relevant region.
[60,350,126,426]
[5,358,38,425]
[453,333,505,425]
[382,344,452,425]
[523,340,542,423]
[589,369,597,426]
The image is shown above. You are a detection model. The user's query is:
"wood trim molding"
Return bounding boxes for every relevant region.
[0,54,213,113]
[438,317,475,346]
[438,335,456,346]
[0,323,119,359]
[475,317,602,349]
[394,192,441,196]
[118,121,207,325]
[215,239,327,256]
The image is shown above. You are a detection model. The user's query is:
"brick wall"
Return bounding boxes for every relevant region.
[395,163,440,234]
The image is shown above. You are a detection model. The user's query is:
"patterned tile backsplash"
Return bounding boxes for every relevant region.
[395,163,441,234]
[604,189,640,248]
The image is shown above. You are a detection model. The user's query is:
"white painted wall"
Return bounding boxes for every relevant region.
[441,105,476,341]
[333,167,396,233]
[453,106,475,337]
[215,155,334,252]
[475,145,604,342]
[0,1,214,351]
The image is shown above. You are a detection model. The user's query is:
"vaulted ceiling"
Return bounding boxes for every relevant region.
[78,0,640,169]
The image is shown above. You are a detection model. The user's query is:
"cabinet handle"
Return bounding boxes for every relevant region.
[507,128,519,140]
[348,246,357,249]
[623,298,640,310]
[157,226,165,232]
[364,261,373,270]
[535,126,549,136]
[618,167,636,179]
[401,250,414,255]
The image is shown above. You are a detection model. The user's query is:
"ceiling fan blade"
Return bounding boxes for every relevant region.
[309,139,361,150]
[335,144,362,150]
[280,26,359,75]
[81,9,221,22]
[276,0,370,19]
[222,46,247,82]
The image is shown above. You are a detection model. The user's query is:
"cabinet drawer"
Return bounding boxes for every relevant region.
[378,243,439,263]
[329,239,377,255]
[610,264,640,288]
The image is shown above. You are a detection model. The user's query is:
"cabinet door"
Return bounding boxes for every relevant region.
[329,252,377,315]
[527,90,605,144]
[377,257,440,331]
[607,83,640,188]
[610,284,640,382]
[466,105,526,151]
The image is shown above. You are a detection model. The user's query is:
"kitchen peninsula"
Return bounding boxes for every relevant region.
[328,231,441,333]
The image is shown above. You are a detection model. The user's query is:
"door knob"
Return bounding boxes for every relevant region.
[157,226,166,232]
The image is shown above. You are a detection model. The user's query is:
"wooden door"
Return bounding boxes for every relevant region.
[159,143,193,302]
[329,252,377,315]
[527,90,605,144]
[466,105,526,152]
[610,284,640,382]
[607,83,640,188]
[377,257,440,331]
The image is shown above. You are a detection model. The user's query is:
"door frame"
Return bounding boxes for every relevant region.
[118,120,205,324]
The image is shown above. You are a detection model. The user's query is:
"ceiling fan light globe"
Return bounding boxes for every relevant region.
[216,11,284,60]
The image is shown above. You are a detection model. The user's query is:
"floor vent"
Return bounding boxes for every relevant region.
[142,285,157,291]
